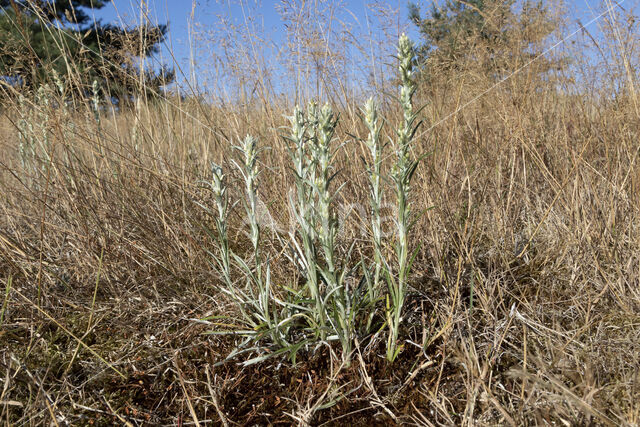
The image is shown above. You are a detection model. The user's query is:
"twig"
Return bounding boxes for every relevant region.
[174,354,201,427]
[205,366,229,427]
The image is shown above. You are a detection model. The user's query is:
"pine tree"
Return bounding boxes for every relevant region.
[408,0,560,81]
[0,0,174,103]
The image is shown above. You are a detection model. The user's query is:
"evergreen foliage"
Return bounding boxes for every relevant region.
[0,0,173,102]
[409,0,560,80]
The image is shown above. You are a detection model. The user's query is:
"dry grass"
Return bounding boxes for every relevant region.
[1,0,640,425]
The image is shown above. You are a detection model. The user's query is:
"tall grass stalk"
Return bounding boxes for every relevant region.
[0,276,11,325]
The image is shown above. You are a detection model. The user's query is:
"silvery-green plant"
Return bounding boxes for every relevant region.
[386,34,422,362]
[208,163,236,302]
[91,80,100,120]
[50,71,80,181]
[310,104,355,361]
[17,86,53,177]
[52,69,65,96]
[204,139,289,356]
[203,35,423,366]
[233,135,281,343]
[286,102,357,362]
[288,104,314,243]
[90,80,102,136]
[361,97,384,314]
[313,104,338,276]
[287,103,326,338]
[36,85,52,166]
[17,94,36,171]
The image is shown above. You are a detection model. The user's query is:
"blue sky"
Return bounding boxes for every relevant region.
[91,1,421,88]
[87,0,635,93]
[92,1,408,58]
